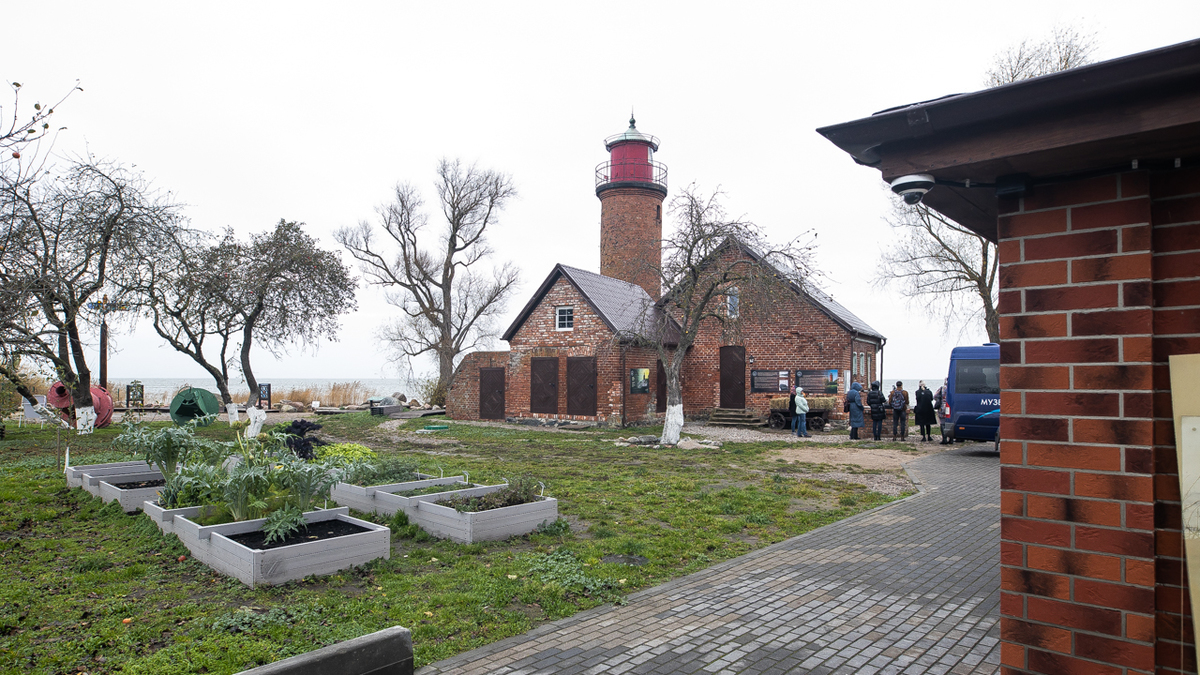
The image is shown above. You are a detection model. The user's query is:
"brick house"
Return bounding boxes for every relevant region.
[819,38,1200,675]
[447,118,885,426]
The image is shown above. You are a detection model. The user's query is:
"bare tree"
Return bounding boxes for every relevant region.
[212,220,358,407]
[985,25,1098,87]
[0,160,182,429]
[137,229,246,405]
[336,159,520,402]
[626,186,816,445]
[878,26,1096,342]
[880,202,999,342]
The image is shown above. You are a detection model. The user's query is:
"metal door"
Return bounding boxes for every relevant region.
[719,346,745,409]
[530,357,559,414]
[479,368,505,420]
[566,357,597,416]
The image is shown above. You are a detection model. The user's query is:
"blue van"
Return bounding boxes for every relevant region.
[941,344,1000,447]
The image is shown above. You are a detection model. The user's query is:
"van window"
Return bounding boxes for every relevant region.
[955,359,999,394]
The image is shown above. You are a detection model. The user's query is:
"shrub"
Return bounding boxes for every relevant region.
[315,443,377,465]
[344,457,422,486]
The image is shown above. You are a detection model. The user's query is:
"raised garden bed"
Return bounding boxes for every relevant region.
[143,501,203,535]
[97,472,165,513]
[66,460,149,490]
[172,506,389,587]
[329,474,468,517]
[412,492,559,544]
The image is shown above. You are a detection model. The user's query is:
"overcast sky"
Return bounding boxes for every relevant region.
[4,2,1197,387]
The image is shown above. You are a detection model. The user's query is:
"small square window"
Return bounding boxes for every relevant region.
[556,307,574,330]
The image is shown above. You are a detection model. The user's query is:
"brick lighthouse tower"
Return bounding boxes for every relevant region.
[595,115,668,299]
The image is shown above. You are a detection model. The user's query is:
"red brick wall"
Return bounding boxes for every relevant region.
[599,186,665,300]
[680,256,878,419]
[997,168,1200,674]
[446,351,510,420]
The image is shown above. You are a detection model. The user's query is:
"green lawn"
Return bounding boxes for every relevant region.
[0,414,912,674]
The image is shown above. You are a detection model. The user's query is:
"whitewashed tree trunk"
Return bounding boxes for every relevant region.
[661,404,684,445]
[75,406,96,435]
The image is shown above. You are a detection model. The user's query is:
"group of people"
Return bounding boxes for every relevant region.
[844,379,943,442]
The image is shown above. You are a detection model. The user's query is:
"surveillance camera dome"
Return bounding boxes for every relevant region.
[890,174,936,205]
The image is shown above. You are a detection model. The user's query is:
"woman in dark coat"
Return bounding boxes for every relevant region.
[867,381,887,441]
[846,381,865,440]
[914,380,936,442]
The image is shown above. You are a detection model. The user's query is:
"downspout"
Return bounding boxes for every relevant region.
[621,344,627,427]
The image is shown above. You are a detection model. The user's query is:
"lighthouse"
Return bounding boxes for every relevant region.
[594,115,668,299]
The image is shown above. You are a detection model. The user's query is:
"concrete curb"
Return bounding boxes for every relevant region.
[235,625,413,675]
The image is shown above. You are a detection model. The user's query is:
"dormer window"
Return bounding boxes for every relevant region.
[556,306,574,330]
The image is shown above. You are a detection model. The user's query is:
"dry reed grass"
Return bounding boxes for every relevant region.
[229,381,377,408]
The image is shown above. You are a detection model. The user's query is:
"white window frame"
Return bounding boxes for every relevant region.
[555,306,574,331]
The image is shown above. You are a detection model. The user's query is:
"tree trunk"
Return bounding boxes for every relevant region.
[660,350,685,445]
[241,321,258,407]
[984,298,1000,344]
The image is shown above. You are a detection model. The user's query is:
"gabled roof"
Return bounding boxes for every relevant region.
[501,264,667,342]
[725,238,886,342]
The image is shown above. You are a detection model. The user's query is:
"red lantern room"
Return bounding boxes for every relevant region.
[596,115,668,300]
[595,115,667,195]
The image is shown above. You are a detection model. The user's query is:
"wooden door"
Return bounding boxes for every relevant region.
[530,357,559,414]
[719,346,745,409]
[656,360,667,413]
[479,368,505,420]
[566,357,597,416]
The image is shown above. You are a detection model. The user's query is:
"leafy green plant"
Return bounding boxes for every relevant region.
[159,462,228,509]
[441,475,542,513]
[522,548,618,599]
[224,464,271,521]
[275,457,340,512]
[343,456,421,486]
[315,442,377,465]
[116,417,224,478]
[262,505,306,545]
[535,518,571,537]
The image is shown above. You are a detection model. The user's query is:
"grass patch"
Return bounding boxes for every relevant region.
[0,413,905,673]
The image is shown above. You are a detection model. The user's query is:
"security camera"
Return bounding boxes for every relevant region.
[890,174,936,205]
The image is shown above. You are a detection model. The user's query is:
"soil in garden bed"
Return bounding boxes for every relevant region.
[391,482,478,497]
[110,478,166,489]
[226,519,373,551]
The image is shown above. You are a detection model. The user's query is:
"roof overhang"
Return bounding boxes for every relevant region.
[816,38,1200,242]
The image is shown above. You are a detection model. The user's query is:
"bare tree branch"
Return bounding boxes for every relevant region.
[335,158,519,401]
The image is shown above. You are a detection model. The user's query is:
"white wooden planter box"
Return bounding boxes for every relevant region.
[411,494,559,544]
[143,501,203,535]
[66,461,149,489]
[329,475,467,517]
[172,506,390,587]
[96,472,165,513]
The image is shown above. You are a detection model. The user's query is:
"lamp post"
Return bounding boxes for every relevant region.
[85,295,130,390]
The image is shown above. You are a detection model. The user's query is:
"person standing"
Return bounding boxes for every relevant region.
[914,380,936,441]
[847,381,865,440]
[794,386,810,437]
[867,381,886,441]
[935,378,951,445]
[889,381,910,441]
[787,386,802,437]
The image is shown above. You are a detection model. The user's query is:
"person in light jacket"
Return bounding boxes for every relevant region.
[793,386,810,437]
[846,381,865,440]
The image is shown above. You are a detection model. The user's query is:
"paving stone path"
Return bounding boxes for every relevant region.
[418,445,1001,675]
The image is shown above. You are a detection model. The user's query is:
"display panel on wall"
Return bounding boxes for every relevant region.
[629,368,650,394]
[797,369,839,394]
[750,370,789,393]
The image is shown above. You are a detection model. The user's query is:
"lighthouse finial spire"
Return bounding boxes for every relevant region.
[629,108,636,129]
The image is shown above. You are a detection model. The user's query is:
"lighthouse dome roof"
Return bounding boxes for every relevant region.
[605,115,660,151]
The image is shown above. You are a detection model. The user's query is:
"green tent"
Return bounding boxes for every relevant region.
[169,387,220,426]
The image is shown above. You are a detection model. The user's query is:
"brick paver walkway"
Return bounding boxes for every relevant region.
[418,445,1001,674]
